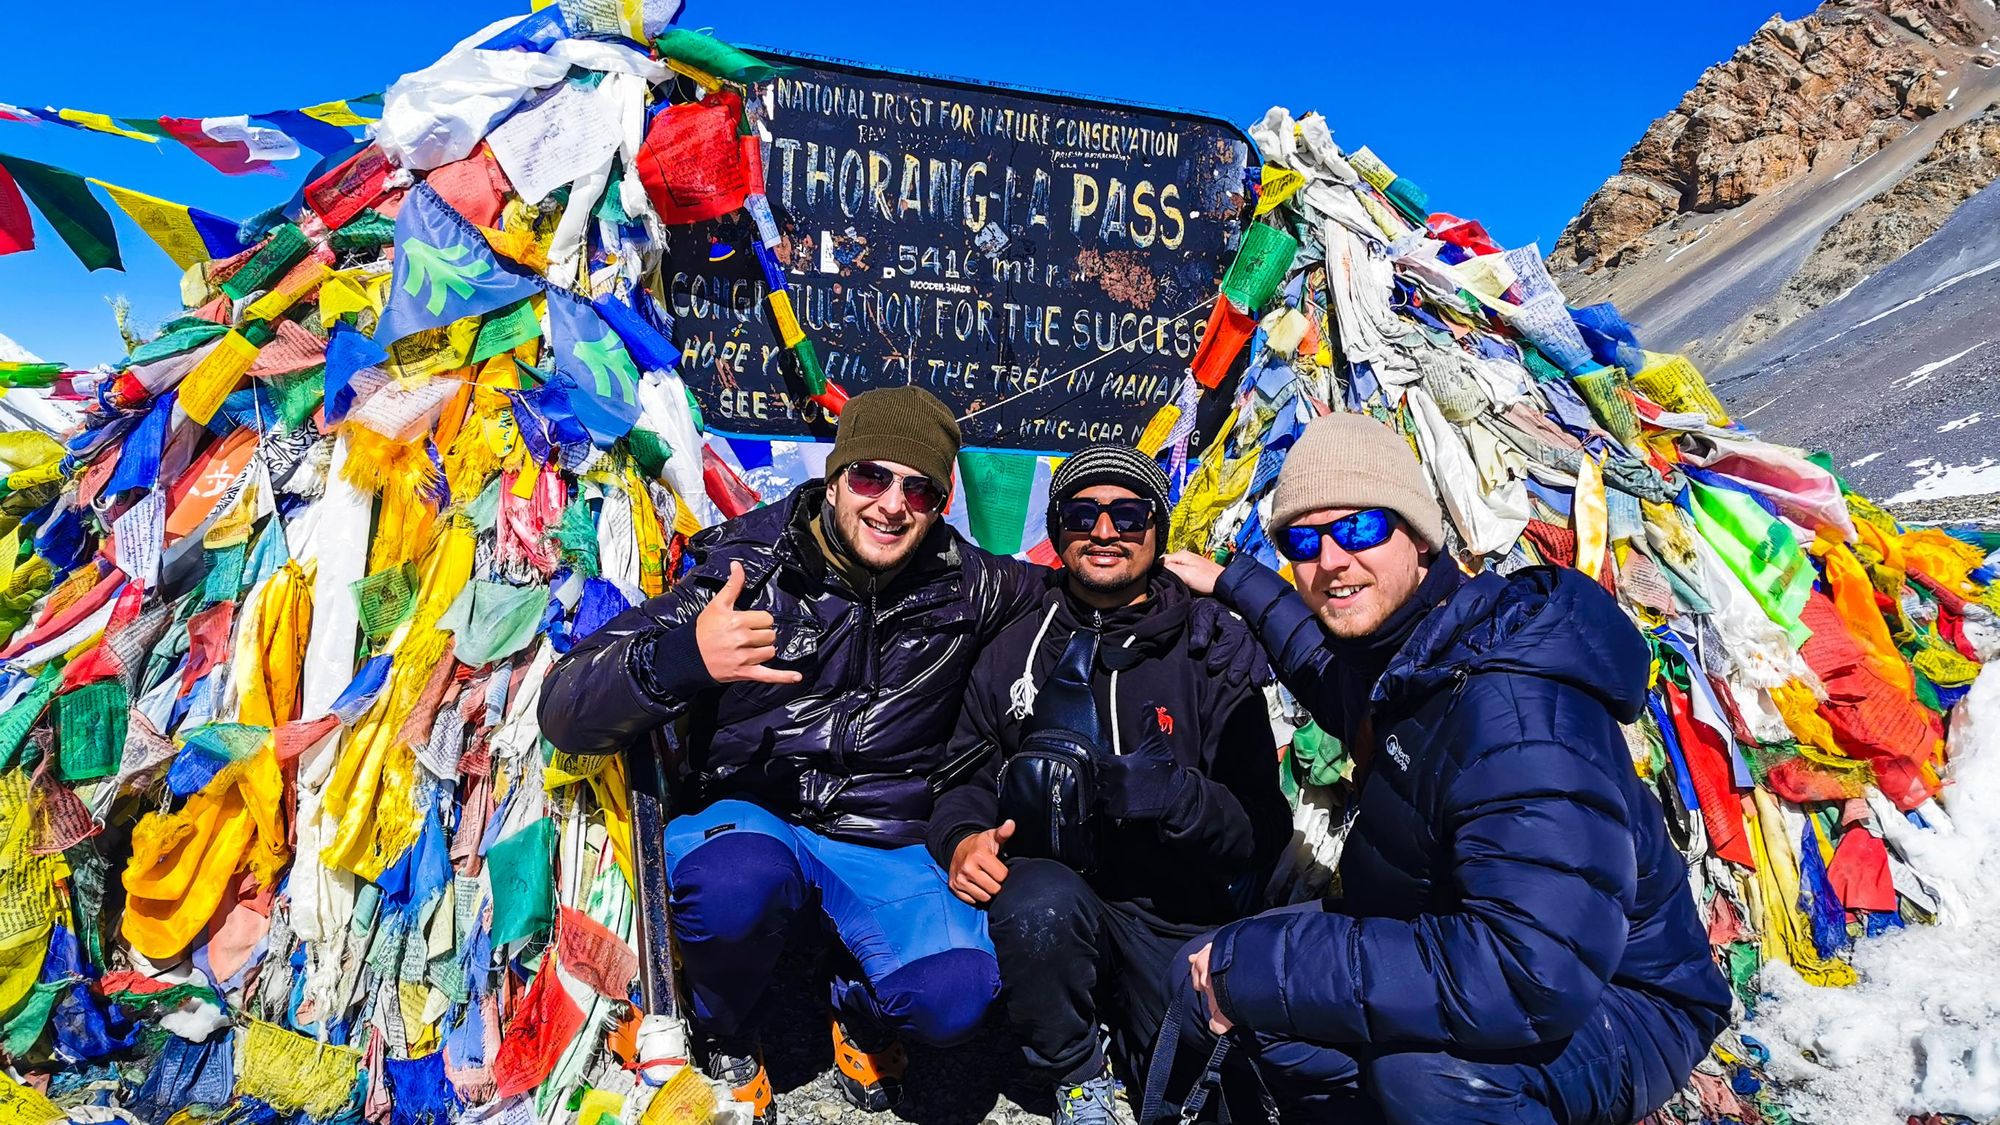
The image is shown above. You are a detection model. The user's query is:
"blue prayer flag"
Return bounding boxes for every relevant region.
[324,321,388,425]
[547,288,643,447]
[374,182,542,348]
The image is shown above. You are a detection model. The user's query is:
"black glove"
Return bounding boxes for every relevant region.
[1096,704,1190,821]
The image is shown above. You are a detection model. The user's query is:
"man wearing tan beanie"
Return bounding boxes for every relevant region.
[1159,412,1728,1124]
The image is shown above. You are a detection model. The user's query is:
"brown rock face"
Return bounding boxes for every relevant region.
[1551,1,1989,274]
[1713,101,2000,358]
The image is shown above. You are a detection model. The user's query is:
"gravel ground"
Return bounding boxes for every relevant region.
[748,948,1139,1125]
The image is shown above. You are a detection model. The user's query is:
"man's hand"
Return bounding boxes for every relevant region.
[948,820,1015,904]
[1188,943,1234,1035]
[695,562,805,685]
[1164,550,1226,596]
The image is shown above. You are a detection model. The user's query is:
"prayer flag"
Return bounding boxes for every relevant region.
[374,183,541,348]
[0,163,32,256]
[157,116,298,175]
[51,109,158,142]
[956,449,1036,556]
[250,110,356,157]
[90,181,247,270]
[547,287,642,447]
[299,99,379,128]
[0,154,121,271]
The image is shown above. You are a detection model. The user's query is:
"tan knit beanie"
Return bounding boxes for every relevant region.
[824,387,962,488]
[1267,413,1445,550]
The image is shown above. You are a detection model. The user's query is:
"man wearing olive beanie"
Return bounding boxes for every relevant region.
[1159,411,1729,1124]
[543,387,1048,1120]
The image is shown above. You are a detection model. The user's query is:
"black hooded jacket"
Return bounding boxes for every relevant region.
[538,481,1045,846]
[928,572,1291,927]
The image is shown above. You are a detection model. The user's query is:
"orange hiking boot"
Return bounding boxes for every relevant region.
[830,1015,907,1112]
[701,1036,777,1124]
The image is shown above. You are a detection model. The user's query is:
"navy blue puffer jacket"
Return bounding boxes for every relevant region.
[1206,560,1731,1058]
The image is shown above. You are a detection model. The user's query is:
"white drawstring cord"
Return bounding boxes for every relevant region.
[1110,636,1134,756]
[1008,603,1061,720]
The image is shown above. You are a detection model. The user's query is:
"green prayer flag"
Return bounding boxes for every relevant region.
[439,580,550,666]
[203,542,247,606]
[56,679,126,782]
[0,153,122,271]
[220,223,309,301]
[0,363,63,389]
[956,449,1036,556]
[470,299,543,365]
[1,980,63,1056]
[487,818,556,946]
[351,563,417,643]
[0,663,63,773]
[1688,481,1814,645]
[1219,223,1298,314]
[654,30,783,82]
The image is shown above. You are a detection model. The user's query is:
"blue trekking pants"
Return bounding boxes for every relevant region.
[663,799,999,1046]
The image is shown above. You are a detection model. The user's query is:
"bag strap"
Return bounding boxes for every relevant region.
[1140,989,1233,1125]
[1027,625,1102,745]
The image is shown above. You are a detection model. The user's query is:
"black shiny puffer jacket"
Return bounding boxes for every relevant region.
[538,482,1046,846]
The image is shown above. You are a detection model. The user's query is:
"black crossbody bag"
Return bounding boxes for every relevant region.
[996,626,1102,873]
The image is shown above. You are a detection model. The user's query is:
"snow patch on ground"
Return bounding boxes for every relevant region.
[1890,459,2000,503]
[1938,412,1985,433]
[1751,667,2000,1123]
[1849,452,1885,468]
[1893,342,1987,390]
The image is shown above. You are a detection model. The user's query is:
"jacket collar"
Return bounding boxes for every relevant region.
[1372,565,1650,723]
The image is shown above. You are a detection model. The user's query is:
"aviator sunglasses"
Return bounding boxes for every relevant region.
[1278,508,1398,563]
[843,460,948,515]
[1057,498,1156,535]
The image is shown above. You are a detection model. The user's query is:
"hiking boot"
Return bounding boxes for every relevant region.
[830,1015,907,1112]
[701,1036,777,1125]
[1052,1070,1121,1125]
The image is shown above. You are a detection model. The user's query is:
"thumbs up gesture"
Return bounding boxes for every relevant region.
[695,562,806,686]
[949,820,1016,905]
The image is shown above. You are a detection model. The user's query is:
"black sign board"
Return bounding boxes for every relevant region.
[661,51,1253,453]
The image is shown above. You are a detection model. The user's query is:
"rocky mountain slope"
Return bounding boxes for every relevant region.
[1550,0,2000,366]
[1550,0,2000,516]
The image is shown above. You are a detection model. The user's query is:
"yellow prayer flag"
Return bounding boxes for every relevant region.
[91,181,208,270]
[1574,450,1608,581]
[768,289,805,347]
[1136,404,1180,457]
[1255,165,1306,216]
[57,109,158,142]
[0,1072,65,1125]
[318,273,374,323]
[246,258,333,322]
[298,100,377,128]
[178,330,262,425]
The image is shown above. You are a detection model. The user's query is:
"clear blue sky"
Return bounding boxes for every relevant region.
[1,0,1816,367]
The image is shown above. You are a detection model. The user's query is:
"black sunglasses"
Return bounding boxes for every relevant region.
[843,460,947,515]
[1057,498,1156,535]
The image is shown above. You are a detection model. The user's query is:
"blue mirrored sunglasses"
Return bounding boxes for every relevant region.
[1278,508,1397,562]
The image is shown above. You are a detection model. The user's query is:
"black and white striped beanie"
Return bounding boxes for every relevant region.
[1045,443,1173,545]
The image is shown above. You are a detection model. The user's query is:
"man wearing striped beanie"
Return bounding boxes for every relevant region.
[929,443,1288,1125]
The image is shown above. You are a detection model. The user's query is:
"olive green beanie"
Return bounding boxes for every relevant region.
[824,387,962,488]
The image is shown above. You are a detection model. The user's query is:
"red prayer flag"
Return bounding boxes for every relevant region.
[493,958,586,1098]
[1189,294,1255,389]
[1828,828,1898,913]
[0,162,34,255]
